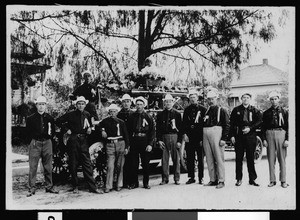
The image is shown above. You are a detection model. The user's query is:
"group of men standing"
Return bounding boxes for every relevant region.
[25,70,289,197]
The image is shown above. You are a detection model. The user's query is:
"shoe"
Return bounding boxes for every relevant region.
[144,185,151,189]
[159,180,169,185]
[204,181,218,186]
[281,182,289,188]
[116,187,122,192]
[45,188,59,194]
[175,181,180,185]
[235,180,242,186]
[249,180,260,186]
[89,189,104,194]
[104,188,111,193]
[73,188,79,194]
[216,182,225,189]
[199,179,203,185]
[26,190,36,197]
[186,178,196,184]
[268,182,276,187]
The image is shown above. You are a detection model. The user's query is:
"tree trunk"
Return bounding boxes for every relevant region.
[138,10,145,71]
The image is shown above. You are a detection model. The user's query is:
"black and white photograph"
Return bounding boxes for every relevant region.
[6,5,295,210]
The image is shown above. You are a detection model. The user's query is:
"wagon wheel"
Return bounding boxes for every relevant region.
[89,142,107,187]
[254,136,263,163]
[52,150,70,184]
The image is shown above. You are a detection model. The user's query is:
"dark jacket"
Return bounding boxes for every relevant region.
[98,117,130,148]
[203,105,230,141]
[55,109,92,134]
[156,108,182,142]
[72,83,98,102]
[261,106,289,141]
[26,112,55,141]
[127,110,155,146]
[182,103,207,142]
[229,104,262,138]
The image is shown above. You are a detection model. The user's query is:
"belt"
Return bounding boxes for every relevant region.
[268,128,283,131]
[133,133,147,137]
[107,137,124,143]
[34,138,49,142]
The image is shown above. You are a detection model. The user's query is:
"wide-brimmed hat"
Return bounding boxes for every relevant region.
[163,94,174,101]
[187,89,199,97]
[206,90,219,98]
[82,70,92,77]
[74,96,89,104]
[106,103,121,112]
[120,94,133,102]
[134,96,148,106]
[35,96,48,104]
[268,91,281,100]
[241,93,252,99]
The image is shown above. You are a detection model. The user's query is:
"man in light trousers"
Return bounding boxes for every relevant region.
[262,91,289,188]
[202,90,230,189]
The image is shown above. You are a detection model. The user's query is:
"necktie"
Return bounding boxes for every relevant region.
[243,108,248,122]
[166,110,170,131]
[40,114,44,134]
[81,112,85,129]
[136,113,141,132]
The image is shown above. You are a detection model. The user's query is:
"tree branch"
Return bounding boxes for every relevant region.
[10,11,74,22]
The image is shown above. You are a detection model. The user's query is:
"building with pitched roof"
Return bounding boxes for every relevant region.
[228,59,287,109]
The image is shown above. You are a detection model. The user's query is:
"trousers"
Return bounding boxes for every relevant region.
[161,134,180,182]
[28,139,53,190]
[130,137,151,186]
[203,126,225,182]
[186,139,204,180]
[266,129,287,182]
[67,134,97,191]
[235,133,257,181]
[105,140,126,189]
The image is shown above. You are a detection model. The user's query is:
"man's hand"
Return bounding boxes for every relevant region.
[176,142,181,149]
[263,140,268,148]
[231,137,235,145]
[67,129,72,135]
[242,127,250,134]
[183,134,189,142]
[124,148,129,155]
[219,140,226,147]
[101,130,107,138]
[199,141,203,147]
[158,141,165,150]
[86,127,92,135]
[146,145,152,152]
[283,140,289,148]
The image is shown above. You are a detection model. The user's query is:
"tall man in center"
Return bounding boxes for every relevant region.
[182,89,207,184]
[156,94,182,185]
[127,96,155,189]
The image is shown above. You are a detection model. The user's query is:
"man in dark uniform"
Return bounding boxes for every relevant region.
[262,91,289,188]
[203,89,230,189]
[229,92,262,187]
[117,94,134,189]
[71,71,99,121]
[182,89,207,185]
[56,96,102,194]
[127,96,155,189]
[157,94,182,185]
[98,104,130,193]
[26,96,59,197]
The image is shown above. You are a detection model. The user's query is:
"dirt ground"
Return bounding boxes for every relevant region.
[8,149,296,210]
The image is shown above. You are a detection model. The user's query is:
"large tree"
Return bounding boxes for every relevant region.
[9,7,280,87]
